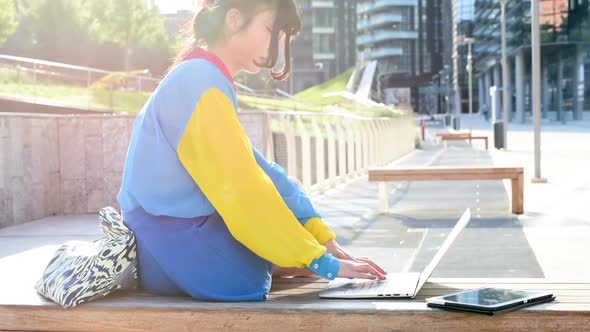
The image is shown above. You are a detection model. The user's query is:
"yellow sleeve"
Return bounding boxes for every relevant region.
[177,88,327,268]
[304,217,336,245]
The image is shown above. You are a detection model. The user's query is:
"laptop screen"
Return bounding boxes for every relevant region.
[415,208,471,292]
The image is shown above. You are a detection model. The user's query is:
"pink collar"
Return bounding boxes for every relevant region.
[183,48,235,88]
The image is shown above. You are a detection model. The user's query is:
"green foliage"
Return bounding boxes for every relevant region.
[237,94,400,118]
[170,34,188,59]
[0,81,151,113]
[292,67,399,117]
[235,71,278,91]
[296,67,355,103]
[9,0,93,63]
[90,70,151,90]
[0,66,32,84]
[0,0,18,47]
[89,0,168,69]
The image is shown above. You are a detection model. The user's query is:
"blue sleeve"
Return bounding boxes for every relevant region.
[252,147,322,224]
[309,253,340,280]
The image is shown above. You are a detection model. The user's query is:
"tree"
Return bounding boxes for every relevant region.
[16,0,93,63]
[0,0,18,47]
[89,0,169,70]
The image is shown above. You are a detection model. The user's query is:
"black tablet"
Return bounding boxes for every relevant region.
[426,287,555,315]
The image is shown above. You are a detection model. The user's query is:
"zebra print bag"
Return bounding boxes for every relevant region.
[35,206,138,308]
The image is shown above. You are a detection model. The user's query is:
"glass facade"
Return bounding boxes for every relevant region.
[451,0,476,115]
[356,0,444,111]
[473,0,590,121]
[290,0,357,93]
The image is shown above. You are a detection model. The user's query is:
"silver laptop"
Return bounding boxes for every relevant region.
[319,208,471,299]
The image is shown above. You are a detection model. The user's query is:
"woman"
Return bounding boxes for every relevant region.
[117,0,386,302]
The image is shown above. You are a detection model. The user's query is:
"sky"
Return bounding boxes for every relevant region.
[154,0,196,14]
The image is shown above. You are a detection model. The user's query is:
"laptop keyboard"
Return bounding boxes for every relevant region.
[321,273,421,298]
[347,279,392,294]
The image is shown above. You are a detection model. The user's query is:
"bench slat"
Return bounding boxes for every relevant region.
[2,278,590,331]
[370,174,520,181]
[368,167,524,214]
[369,167,523,176]
[2,304,590,332]
[435,133,489,149]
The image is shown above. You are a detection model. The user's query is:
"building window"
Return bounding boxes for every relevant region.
[314,8,334,27]
[313,34,334,53]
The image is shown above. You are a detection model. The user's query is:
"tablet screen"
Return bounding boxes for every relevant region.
[441,288,533,306]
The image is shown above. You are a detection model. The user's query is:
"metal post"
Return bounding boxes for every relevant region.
[557,51,565,124]
[501,0,510,150]
[445,65,451,114]
[531,0,546,183]
[467,41,474,133]
[109,82,114,112]
[458,36,475,133]
[87,69,91,110]
[289,56,294,94]
[33,63,37,103]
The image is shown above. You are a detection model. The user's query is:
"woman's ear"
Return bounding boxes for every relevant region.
[225,8,244,34]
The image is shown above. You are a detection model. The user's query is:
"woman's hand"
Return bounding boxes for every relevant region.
[287,176,386,280]
[325,239,388,277]
[337,259,387,280]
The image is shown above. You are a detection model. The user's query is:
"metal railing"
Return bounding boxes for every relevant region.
[0,54,257,113]
[0,54,160,112]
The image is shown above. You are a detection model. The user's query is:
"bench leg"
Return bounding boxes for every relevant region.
[511,174,524,214]
[485,138,488,150]
[378,182,390,213]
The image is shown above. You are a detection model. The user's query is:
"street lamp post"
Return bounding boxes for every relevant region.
[531,0,547,183]
[458,36,475,134]
[500,0,510,150]
[444,65,451,114]
[314,62,324,83]
[467,42,473,134]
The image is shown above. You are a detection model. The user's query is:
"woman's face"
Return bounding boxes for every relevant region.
[229,7,280,74]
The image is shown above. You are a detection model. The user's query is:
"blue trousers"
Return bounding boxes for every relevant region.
[123,205,272,301]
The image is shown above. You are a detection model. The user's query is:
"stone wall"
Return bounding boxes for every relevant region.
[0,112,271,228]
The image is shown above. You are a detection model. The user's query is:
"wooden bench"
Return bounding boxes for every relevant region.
[368,166,524,214]
[1,276,588,331]
[436,132,489,150]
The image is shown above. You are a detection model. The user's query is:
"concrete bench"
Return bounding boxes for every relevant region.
[0,275,587,331]
[368,166,524,214]
[436,132,489,150]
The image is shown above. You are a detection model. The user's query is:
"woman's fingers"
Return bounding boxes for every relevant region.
[355,257,387,275]
[338,260,386,280]
[345,254,387,275]
[348,271,379,280]
[359,262,387,280]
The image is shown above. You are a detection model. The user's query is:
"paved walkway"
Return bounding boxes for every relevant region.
[1,113,588,285]
[314,130,540,278]
[468,112,590,280]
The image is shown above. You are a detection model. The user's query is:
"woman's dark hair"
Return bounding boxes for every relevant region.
[170,0,301,80]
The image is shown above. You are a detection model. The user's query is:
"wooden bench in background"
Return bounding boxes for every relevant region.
[368,166,524,214]
[436,132,489,150]
[1,277,588,331]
